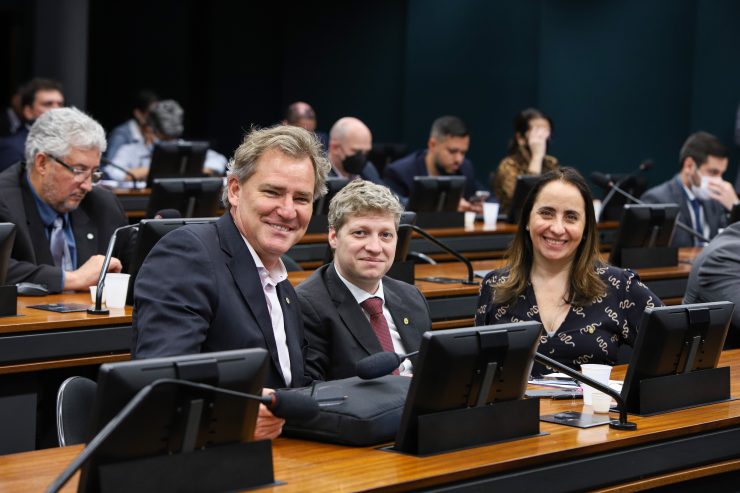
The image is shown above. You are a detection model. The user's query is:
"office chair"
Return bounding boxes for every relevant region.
[56,376,97,446]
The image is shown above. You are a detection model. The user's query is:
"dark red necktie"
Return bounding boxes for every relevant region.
[361,297,399,375]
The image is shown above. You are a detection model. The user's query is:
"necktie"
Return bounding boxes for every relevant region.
[49,216,66,268]
[689,198,704,245]
[361,297,399,375]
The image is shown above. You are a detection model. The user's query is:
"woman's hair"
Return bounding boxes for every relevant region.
[494,167,605,307]
[506,107,553,155]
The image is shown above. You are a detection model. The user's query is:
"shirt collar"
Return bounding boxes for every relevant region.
[333,263,385,305]
[677,175,697,201]
[128,119,145,143]
[241,236,288,285]
[25,172,67,227]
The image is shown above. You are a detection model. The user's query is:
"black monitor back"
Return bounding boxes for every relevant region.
[313,177,349,216]
[406,176,466,213]
[729,202,740,225]
[146,140,209,187]
[608,203,679,267]
[126,217,219,304]
[598,174,647,222]
[146,177,224,218]
[505,175,540,224]
[0,223,16,285]
[367,143,408,175]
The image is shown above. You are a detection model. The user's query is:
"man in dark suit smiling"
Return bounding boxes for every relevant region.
[296,180,431,381]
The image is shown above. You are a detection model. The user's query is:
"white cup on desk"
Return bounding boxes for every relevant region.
[89,285,106,305]
[103,273,130,309]
[580,363,612,406]
[483,202,499,227]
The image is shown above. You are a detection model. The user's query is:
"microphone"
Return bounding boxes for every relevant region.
[398,224,478,285]
[88,223,138,315]
[592,159,654,221]
[356,350,419,380]
[102,158,141,187]
[45,378,319,493]
[533,353,637,431]
[591,173,710,244]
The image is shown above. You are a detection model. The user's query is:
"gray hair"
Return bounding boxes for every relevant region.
[223,124,331,204]
[148,99,184,138]
[328,179,403,231]
[25,107,106,165]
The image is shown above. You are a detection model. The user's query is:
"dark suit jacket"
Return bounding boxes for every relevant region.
[295,263,431,381]
[328,161,385,186]
[383,149,481,202]
[0,162,128,292]
[132,212,309,389]
[640,176,726,247]
[683,222,740,348]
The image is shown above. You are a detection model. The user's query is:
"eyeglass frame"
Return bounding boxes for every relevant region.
[47,154,104,183]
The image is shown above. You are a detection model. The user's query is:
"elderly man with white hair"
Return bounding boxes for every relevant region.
[0,107,127,292]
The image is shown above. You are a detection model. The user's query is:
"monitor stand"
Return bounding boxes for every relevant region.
[415,211,464,229]
[621,246,678,269]
[630,366,731,415]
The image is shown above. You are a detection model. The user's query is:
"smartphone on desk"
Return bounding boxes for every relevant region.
[468,190,490,204]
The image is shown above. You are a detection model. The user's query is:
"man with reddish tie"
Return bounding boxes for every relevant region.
[296,180,431,380]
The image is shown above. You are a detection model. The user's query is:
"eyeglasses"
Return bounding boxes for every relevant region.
[48,154,104,183]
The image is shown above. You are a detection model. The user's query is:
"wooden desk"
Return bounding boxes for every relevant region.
[3,350,740,492]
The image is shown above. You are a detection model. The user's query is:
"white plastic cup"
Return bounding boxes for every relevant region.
[593,199,602,222]
[464,211,476,228]
[89,285,106,304]
[483,202,500,227]
[103,273,130,309]
[591,391,612,413]
[580,363,612,406]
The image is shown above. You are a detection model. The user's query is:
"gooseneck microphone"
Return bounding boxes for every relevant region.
[534,353,636,431]
[398,224,478,285]
[45,378,319,493]
[592,159,653,221]
[102,158,141,187]
[87,223,138,315]
[356,350,419,380]
[590,172,710,244]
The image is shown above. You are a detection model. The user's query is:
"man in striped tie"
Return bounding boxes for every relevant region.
[296,179,431,381]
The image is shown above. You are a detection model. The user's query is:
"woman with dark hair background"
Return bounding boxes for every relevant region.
[476,167,662,374]
[492,108,559,213]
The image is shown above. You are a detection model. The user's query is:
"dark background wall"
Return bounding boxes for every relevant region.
[2,0,739,192]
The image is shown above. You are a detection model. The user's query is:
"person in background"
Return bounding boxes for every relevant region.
[326,117,384,185]
[492,108,559,214]
[640,131,738,247]
[105,89,159,160]
[283,101,328,150]
[132,125,331,440]
[296,180,430,380]
[384,115,484,213]
[0,78,65,171]
[475,167,662,374]
[108,99,227,181]
[0,85,24,138]
[0,107,127,292]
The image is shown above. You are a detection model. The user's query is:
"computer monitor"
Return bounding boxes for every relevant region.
[597,174,647,222]
[621,302,733,415]
[406,176,466,213]
[394,321,541,454]
[729,202,740,225]
[146,140,209,187]
[608,203,679,268]
[126,217,219,304]
[0,223,16,285]
[78,348,269,493]
[505,175,540,224]
[145,177,224,218]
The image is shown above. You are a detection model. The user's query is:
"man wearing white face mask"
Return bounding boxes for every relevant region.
[641,131,738,247]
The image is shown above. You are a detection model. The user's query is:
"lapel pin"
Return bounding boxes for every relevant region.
[285,297,291,304]
[403,317,409,325]
[87,233,94,240]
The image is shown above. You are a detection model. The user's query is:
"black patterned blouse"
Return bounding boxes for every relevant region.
[475,264,663,374]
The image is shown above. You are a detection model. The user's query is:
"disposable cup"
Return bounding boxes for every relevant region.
[483,202,499,227]
[464,211,476,228]
[580,363,612,406]
[591,391,612,413]
[104,273,130,309]
[89,285,106,304]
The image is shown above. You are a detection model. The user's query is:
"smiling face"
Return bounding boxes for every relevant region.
[228,148,315,270]
[527,180,586,268]
[329,213,397,293]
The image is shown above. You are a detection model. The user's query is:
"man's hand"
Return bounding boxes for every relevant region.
[253,388,285,441]
[130,167,149,180]
[458,197,483,213]
[63,254,122,291]
[707,178,740,211]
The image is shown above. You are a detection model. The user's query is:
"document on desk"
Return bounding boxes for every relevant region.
[28,303,90,313]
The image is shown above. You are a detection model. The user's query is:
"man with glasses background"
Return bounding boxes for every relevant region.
[0,107,128,292]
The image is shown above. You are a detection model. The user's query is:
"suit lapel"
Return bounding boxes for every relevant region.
[218,214,285,382]
[276,281,305,386]
[19,176,53,264]
[325,264,383,355]
[70,206,96,266]
[384,281,423,353]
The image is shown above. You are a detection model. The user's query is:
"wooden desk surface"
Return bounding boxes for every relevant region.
[3,350,739,493]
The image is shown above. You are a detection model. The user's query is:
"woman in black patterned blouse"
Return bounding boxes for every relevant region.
[476,167,662,374]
